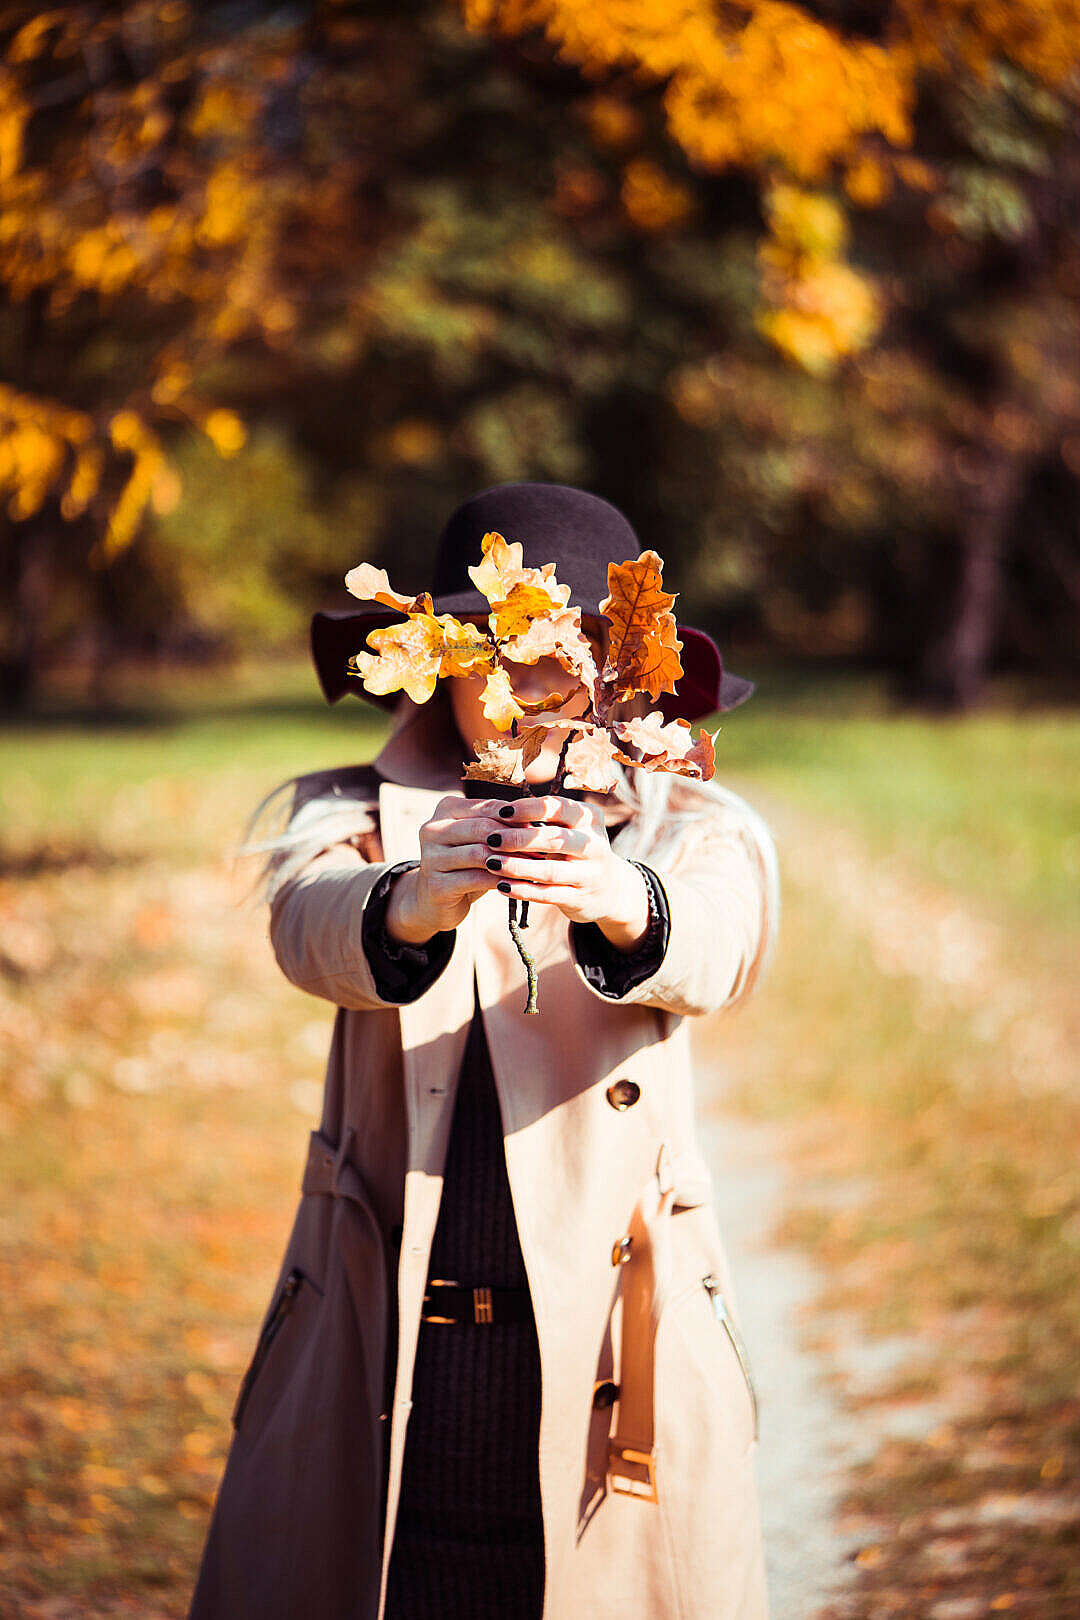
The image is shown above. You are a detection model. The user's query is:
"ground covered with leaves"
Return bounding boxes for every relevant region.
[1,660,1077,1617]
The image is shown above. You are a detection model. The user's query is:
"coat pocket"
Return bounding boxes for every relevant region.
[668,1272,758,1448]
[232,1265,324,1433]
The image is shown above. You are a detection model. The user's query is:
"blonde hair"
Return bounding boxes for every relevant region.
[231,685,780,1002]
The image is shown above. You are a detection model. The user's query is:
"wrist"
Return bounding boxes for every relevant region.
[595,859,651,954]
[384,868,443,946]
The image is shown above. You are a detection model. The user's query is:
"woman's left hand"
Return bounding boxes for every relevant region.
[488,794,651,951]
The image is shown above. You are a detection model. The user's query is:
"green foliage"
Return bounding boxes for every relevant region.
[146,428,384,651]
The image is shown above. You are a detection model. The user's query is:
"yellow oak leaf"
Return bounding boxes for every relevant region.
[468,530,571,614]
[599,550,684,703]
[480,664,525,731]
[350,612,492,704]
[344,561,433,617]
[488,578,569,640]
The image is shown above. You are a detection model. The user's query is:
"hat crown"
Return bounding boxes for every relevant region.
[433,481,643,613]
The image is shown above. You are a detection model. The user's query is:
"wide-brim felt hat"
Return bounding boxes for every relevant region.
[311,481,755,725]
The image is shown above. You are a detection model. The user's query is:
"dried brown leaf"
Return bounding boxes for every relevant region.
[612,712,717,780]
[463,738,526,783]
[563,727,622,793]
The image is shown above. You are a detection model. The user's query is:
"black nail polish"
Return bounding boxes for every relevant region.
[485,855,502,871]
[486,832,502,847]
[497,880,511,893]
[498,804,515,819]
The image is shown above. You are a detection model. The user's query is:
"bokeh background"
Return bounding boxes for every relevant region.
[0,3,1077,1616]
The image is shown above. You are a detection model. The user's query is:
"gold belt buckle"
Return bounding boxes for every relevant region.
[609,1444,659,1503]
[472,1285,493,1324]
[420,1277,462,1325]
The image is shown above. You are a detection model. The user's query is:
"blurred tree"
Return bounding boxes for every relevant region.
[462,0,1080,703]
[0,0,1076,707]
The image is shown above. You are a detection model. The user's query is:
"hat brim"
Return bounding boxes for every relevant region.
[311,607,754,724]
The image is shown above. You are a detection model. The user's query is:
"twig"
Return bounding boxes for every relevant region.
[551,728,576,793]
[508,903,539,1014]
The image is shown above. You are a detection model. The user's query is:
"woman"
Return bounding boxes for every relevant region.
[187,482,780,1620]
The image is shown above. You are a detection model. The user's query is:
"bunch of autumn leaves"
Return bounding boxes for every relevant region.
[344,530,718,793]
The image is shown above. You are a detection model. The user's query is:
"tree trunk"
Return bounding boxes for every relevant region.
[918,451,1023,711]
[0,519,53,711]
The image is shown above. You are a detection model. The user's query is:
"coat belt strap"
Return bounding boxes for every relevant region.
[301,1125,360,1200]
[607,1142,677,1504]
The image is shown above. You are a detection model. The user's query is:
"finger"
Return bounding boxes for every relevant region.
[491,878,582,907]
[489,822,592,857]
[496,794,594,830]
[431,794,516,824]
[427,842,511,874]
[489,856,586,885]
[425,867,492,901]
[422,813,517,850]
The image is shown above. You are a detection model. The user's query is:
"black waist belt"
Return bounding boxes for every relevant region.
[420,1278,533,1325]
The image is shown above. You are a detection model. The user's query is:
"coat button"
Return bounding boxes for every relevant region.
[611,1234,632,1266]
[592,1380,619,1410]
[606,1078,640,1110]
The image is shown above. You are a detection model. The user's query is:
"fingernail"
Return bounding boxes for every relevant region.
[486,832,502,847]
[498,804,515,819]
[485,855,502,871]
[497,880,511,893]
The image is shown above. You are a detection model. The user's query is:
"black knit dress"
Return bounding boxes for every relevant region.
[360,857,670,1620]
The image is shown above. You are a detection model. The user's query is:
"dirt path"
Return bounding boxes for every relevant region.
[696,1102,861,1618]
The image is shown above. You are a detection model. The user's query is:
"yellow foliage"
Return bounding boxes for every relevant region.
[844,156,892,208]
[60,446,104,520]
[763,182,850,261]
[580,93,643,150]
[620,158,695,232]
[201,408,246,458]
[384,418,443,466]
[757,182,882,372]
[198,161,260,249]
[7,14,61,64]
[462,0,913,181]
[185,80,260,140]
[897,0,1080,87]
[0,75,30,184]
[0,385,99,524]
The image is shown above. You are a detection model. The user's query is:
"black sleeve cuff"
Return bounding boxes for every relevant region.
[570,860,671,1000]
[360,859,456,1004]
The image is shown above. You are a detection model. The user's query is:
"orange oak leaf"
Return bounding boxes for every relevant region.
[598,550,684,703]
[344,561,433,617]
[350,613,493,704]
[612,712,717,780]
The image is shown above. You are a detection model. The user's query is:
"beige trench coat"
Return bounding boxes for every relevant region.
[188,696,774,1620]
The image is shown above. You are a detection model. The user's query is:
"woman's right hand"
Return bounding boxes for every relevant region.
[383,794,514,944]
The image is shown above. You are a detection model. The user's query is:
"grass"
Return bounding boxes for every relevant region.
[1,654,1077,1617]
[719,662,1080,936]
